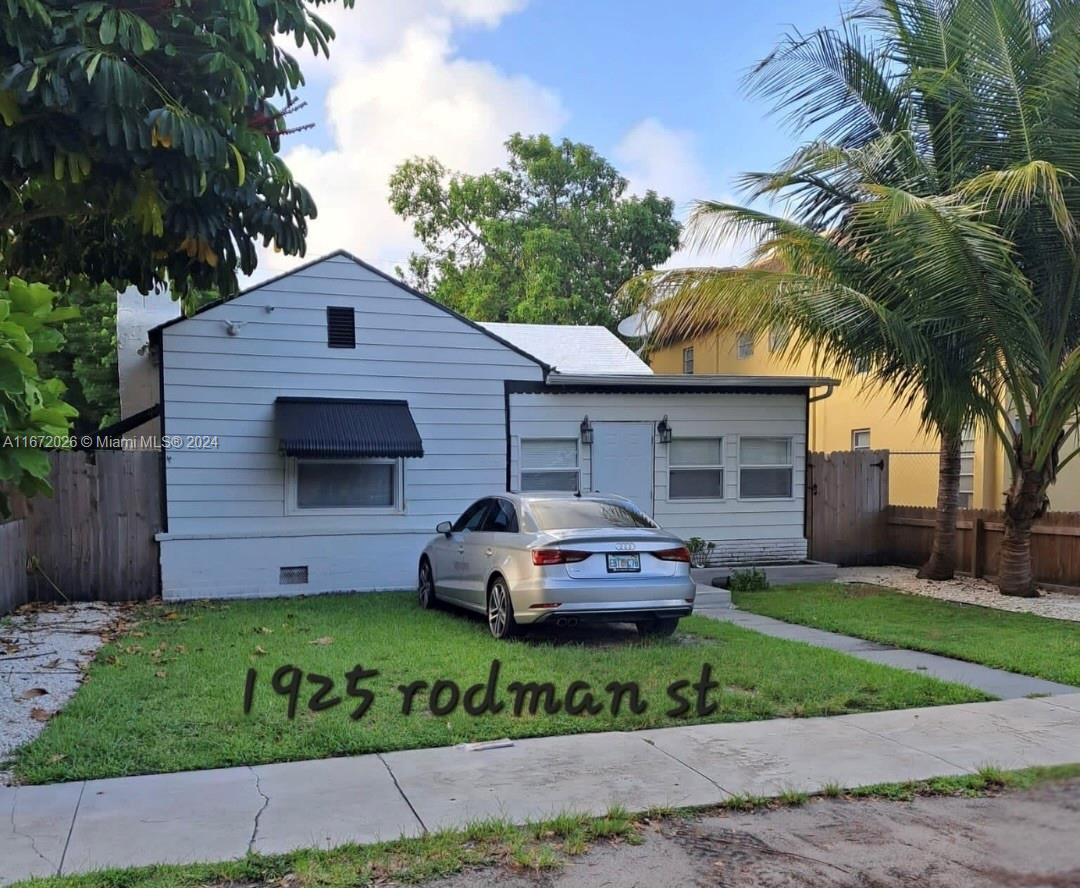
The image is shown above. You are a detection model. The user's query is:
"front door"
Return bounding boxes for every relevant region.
[591,422,655,515]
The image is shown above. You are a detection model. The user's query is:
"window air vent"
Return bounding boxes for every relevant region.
[279,565,309,585]
[326,306,356,348]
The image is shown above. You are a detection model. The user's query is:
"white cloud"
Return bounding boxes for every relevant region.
[614,117,749,269]
[257,2,562,279]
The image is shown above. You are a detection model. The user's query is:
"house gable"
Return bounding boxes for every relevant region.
[153,250,550,373]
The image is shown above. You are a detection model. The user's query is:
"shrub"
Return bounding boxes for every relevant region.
[686,537,715,568]
[727,567,769,592]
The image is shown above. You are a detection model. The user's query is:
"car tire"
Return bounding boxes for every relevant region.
[487,575,518,640]
[636,617,679,638]
[418,558,438,610]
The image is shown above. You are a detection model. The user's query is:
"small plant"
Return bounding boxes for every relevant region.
[686,537,715,568]
[778,787,809,806]
[727,567,769,591]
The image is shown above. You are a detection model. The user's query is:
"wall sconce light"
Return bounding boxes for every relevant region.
[580,415,593,445]
[657,415,672,444]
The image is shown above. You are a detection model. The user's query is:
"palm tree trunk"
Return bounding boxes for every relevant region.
[917,430,961,581]
[998,465,1049,598]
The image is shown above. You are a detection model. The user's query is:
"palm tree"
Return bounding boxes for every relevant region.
[627,0,1080,595]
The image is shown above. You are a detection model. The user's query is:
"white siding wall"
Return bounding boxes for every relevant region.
[509,391,808,561]
[158,255,543,598]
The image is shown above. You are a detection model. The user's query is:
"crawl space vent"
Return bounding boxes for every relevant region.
[279,565,309,585]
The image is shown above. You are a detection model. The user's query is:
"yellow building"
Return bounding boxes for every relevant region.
[649,328,1080,511]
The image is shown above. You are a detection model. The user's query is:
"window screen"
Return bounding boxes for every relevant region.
[739,437,793,498]
[296,461,395,508]
[520,439,579,492]
[669,438,724,499]
[852,429,871,450]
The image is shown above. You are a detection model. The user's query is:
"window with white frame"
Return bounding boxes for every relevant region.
[520,438,580,492]
[669,438,724,499]
[852,428,871,450]
[682,346,695,374]
[959,426,976,509]
[739,437,793,498]
[737,331,754,359]
[291,459,400,511]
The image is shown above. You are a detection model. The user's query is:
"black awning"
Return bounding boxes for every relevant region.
[275,398,424,459]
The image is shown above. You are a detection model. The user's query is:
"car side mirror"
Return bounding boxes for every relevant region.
[436,521,452,536]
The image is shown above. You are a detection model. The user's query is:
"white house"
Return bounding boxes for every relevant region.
[147,251,835,600]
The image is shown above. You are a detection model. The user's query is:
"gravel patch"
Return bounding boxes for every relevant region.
[0,602,123,785]
[838,566,1080,622]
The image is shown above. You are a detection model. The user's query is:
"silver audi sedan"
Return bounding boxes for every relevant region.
[418,493,696,639]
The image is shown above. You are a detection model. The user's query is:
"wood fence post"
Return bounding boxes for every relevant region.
[972,517,985,578]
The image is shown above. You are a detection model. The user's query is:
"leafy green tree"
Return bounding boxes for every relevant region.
[626,0,1080,596]
[0,276,77,516]
[37,281,119,431]
[1,0,354,298]
[390,134,681,328]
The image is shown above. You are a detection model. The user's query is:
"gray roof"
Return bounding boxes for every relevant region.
[478,323,652,375]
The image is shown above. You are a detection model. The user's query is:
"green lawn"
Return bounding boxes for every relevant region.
[733,584,1080,686]
[12,592,987,784]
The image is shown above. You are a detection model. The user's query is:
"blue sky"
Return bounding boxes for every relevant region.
[262,0,845,280]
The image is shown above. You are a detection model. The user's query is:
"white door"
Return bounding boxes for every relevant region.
[591,422,655,515]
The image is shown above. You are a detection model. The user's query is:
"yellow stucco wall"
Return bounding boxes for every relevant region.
[649,330,1080,510]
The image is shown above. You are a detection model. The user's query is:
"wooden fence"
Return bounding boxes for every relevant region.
[1,451,161,614]
[886,505,1080,588]
[807,449,890,566]
[0,519,29,615]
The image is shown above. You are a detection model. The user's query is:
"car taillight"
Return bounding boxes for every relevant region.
[654,546,691,562]
[531,549,591,565]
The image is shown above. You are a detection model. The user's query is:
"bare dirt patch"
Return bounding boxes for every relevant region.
[426,779,1080,888]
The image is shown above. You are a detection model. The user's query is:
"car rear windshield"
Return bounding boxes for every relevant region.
[528,500,657,530]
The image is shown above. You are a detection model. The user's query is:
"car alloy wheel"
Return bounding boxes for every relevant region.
[487,577,516,639]
[418,560,435,609]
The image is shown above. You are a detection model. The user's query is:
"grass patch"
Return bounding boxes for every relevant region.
[13,765,1080,888]
[844,762,1080,801]
[14,592,987,783]
[733,584,1080,685]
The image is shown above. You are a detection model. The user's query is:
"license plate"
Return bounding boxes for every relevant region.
[606,553,640,573]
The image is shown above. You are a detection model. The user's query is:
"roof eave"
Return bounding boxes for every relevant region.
[544,373,841,390]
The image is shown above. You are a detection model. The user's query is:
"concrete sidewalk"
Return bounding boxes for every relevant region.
[4,693,1080,885]
[694,586,1078,698]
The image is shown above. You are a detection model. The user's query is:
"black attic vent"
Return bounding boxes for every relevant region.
[326,306,356,348]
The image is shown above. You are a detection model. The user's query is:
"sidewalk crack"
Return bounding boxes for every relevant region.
[57,781,86,876]
[247,766,270,855]
[639,737,730,798]
[377,753,427,834]
[10,788,53,870]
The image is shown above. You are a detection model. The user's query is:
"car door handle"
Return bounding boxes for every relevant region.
[457,546,465,554]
